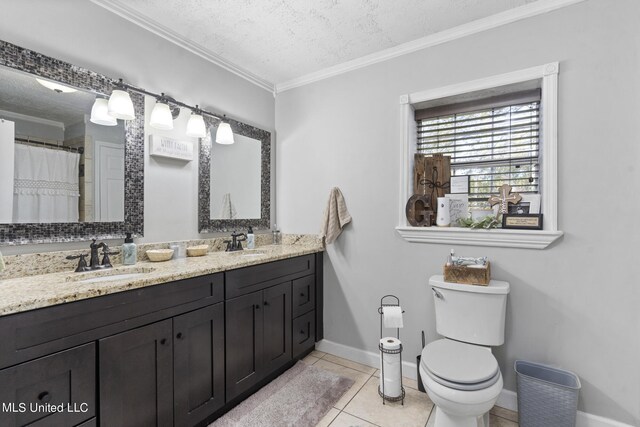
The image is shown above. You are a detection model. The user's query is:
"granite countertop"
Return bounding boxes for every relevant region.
[0,242,323,317]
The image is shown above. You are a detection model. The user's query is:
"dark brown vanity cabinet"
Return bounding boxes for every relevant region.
[173,303,225,426]
[99,303,225,427]
[99,319,174,427]
[225,281,291,400]
[0,343,96,427]
[0,253,323,426]
[225,253,322,403]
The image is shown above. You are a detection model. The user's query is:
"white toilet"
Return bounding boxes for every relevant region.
[420,275,510,427]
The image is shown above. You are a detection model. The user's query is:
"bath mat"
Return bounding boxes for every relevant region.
[210,361,354,427]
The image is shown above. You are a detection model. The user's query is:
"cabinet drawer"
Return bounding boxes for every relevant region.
[292,310,316,358]
[0,343,95,427]
[292,275,315,318]
[0,274,223,369]
[226,255,314,299]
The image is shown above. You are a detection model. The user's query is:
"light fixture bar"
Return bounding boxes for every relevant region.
[115,79,224,122]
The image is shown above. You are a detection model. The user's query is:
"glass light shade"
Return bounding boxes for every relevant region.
[90,98,117,126]
[215,122,234,145]
[186,113,207,138]
[36,78,77,93]
[150,102,174,130]
[107,89,135,120]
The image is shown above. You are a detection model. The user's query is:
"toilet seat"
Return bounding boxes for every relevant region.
[420,339,500,391]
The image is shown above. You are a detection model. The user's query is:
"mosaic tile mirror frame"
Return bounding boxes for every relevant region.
[199,116,271,232]
[0,39,144,245]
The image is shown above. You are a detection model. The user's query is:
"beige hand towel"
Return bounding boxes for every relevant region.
[320,187,352,244]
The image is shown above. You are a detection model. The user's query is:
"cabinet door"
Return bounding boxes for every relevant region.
[225,291,263,401]
[262,282,292,373]
[174,304,225,426]
[99,319,173,427]
[0,343,95,427]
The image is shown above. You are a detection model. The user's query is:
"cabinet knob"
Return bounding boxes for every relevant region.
[160,338,167,345]
[300,292,305,297]
[38,391,51,403]
[263,301,269,306]
[300,330,306,335]
[176,332,184,340]
[255,304,260,309]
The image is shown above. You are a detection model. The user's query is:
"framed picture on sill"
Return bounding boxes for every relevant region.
[509,194,541,215]
[445,194,469,227]
[502,214,543,230]
[449,175,470,194]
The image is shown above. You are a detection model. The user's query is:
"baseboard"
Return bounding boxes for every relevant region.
[496,388,518,411]
[316,339,634,427]
[316,339,418,380]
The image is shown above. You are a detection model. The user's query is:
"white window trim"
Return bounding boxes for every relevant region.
[397,62,563,249]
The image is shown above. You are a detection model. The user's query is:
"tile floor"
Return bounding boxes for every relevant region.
[306,350,519,427]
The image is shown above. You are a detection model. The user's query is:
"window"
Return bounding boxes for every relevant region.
[415,90,540,207]
[397,62,562,249]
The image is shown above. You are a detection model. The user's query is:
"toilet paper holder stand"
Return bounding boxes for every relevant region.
[378,294,406,405]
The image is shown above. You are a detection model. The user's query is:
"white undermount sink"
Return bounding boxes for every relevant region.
[67,267,155,283]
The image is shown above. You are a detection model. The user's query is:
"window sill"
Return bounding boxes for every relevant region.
[395,226,563,249]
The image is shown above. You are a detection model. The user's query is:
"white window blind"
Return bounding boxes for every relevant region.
[416,90,541,203]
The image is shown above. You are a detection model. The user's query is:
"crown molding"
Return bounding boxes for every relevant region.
[90,0,274,93]
[0,109,65,129]
[275,0,586,93]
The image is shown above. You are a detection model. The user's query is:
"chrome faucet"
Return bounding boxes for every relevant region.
[224,231,246,252]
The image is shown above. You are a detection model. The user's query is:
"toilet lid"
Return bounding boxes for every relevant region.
[421,339,499,385]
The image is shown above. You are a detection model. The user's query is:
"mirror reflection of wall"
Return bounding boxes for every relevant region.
[0,65,125,223]
[210,134,262,220]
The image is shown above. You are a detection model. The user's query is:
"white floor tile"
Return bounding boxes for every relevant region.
[343,376,432,427]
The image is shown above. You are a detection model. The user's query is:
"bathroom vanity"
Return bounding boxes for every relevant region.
[0,249,323,427]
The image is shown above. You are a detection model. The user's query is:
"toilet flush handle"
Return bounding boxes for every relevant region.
[431,287,443,299]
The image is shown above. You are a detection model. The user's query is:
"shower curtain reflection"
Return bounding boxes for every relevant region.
[13,144,80,223]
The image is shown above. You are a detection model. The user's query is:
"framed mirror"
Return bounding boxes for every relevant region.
[0,39,144,245]
[199,116,270,232]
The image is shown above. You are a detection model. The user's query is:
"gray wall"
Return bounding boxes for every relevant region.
[275,1,639,424]
[0,0,274,252]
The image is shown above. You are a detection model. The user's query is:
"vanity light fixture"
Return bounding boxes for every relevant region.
[107,80,135,121]
[149,94,174,130]
[186,105,207,138]
[215,119,234,145]
[90,97,117,126]
[35,78,78,93]
[110,78,236,141]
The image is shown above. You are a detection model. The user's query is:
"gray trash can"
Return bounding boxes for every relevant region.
[515,360,581,427]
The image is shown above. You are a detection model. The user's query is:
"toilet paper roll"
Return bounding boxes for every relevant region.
[382,306,403,329]
[379,337,402,398]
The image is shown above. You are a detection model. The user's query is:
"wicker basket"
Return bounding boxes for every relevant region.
[443,262,491,286]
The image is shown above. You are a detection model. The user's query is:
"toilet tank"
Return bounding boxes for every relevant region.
[429,275,510,346]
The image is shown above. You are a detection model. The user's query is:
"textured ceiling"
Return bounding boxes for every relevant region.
[98,0,540,85]
[0,66,95,126]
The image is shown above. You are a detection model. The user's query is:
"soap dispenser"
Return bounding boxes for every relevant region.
[122,233,137,265]
[246,226,255,249]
